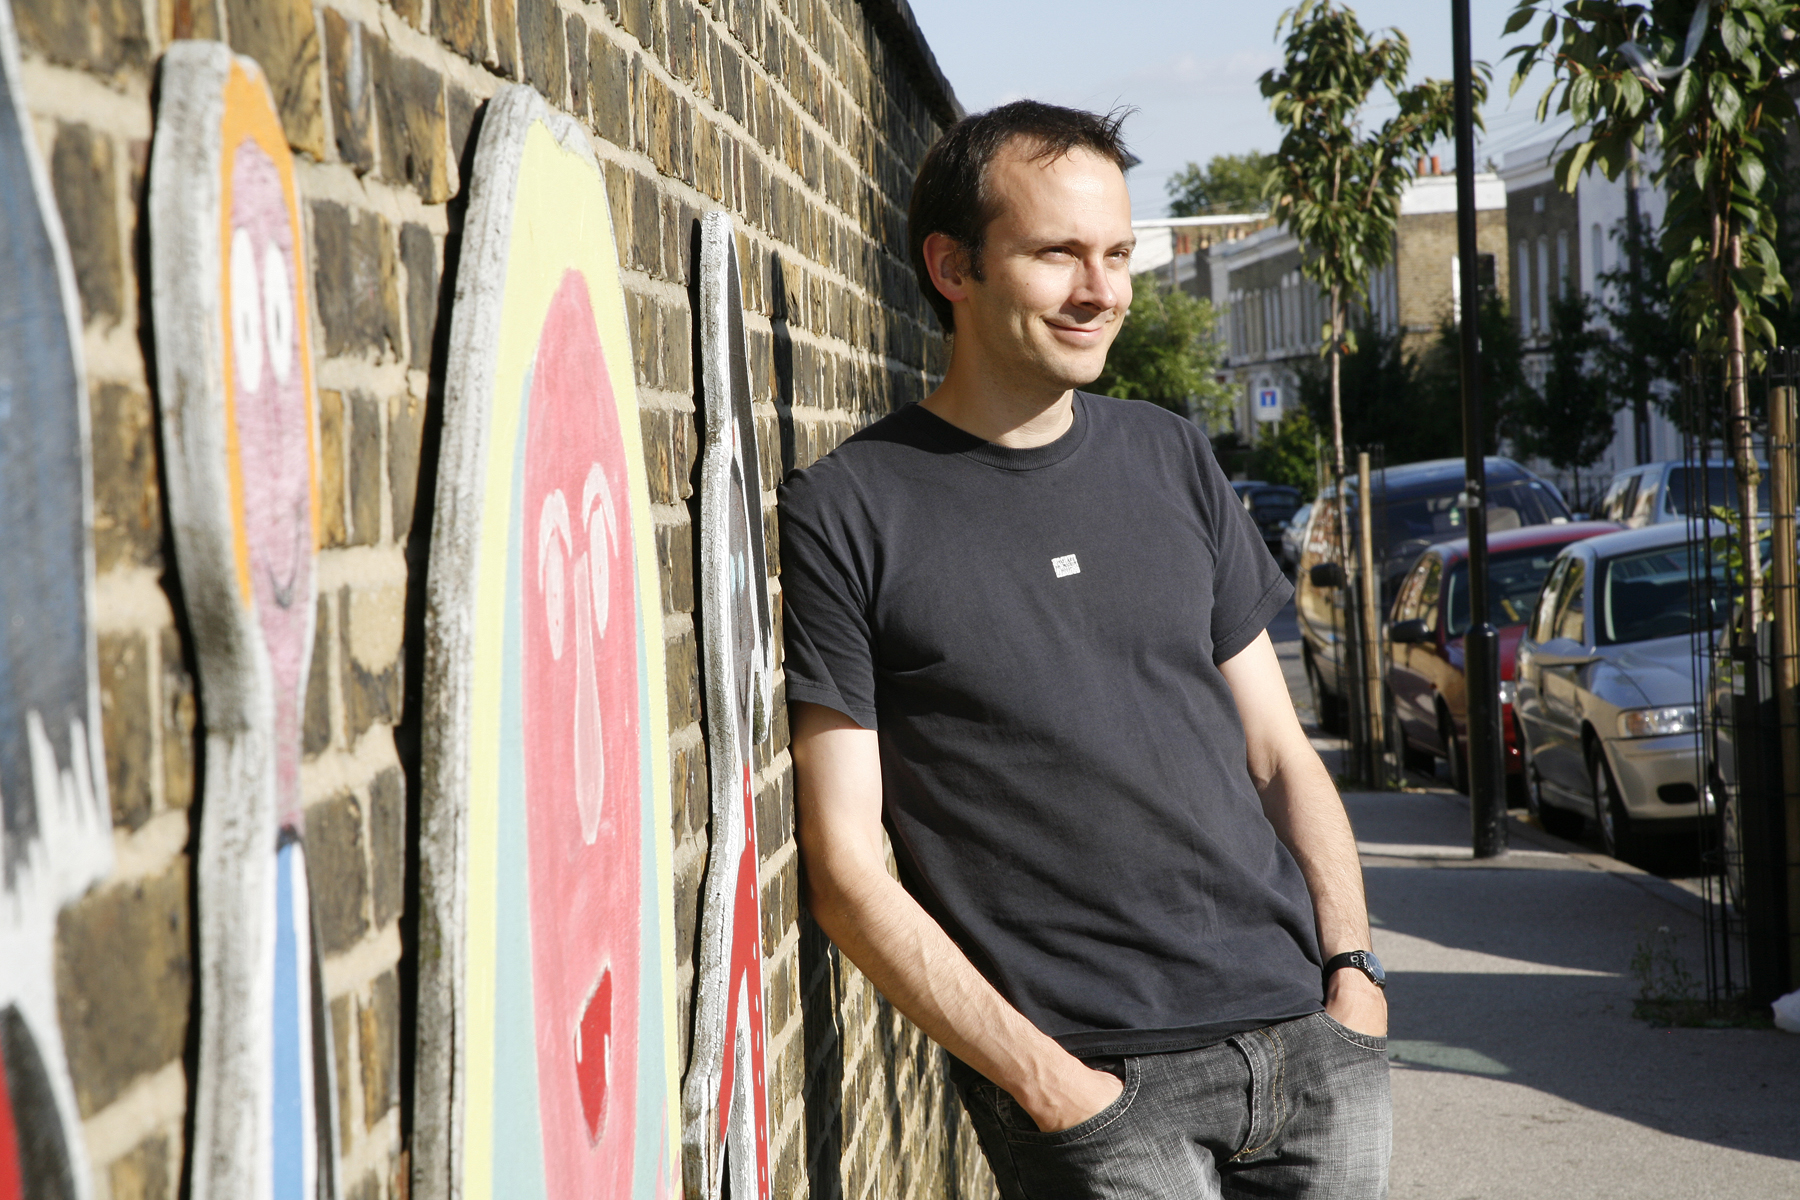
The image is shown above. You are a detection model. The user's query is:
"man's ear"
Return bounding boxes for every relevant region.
[923,231,974,306]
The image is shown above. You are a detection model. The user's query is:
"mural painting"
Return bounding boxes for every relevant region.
[413,85,681,1200]
[147,42,337,1200]
[681,213,776,1200]
[0,2,115,1197]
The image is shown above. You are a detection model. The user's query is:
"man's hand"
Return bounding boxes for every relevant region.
[1019,1063,1126,1133]
[1325,967,1388,1037]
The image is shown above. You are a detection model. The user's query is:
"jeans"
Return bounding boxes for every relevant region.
[951,1011,1392,1199]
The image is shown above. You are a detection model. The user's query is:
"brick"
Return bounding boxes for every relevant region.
[323,9,375,175]
[310,202,402,359]
[399,223,438,372]
[656,519,693,616]
[348,391,383,545]
[12,0,148,73]
[303,595,333,757]
[307,790,368,955]
[358,969,400,1128]
[566,13,589,121]
[330,993,355,1145]
[368,768,405,929]
[387,395,427,545]
[224,0,325,157]
[664,627,698,730]
[448,82,480,170]
[157,628,197,813]
[54,858,191,1117]
[490,0,520,78]
[97,631,153,831]
[389,0,423,29]
[89,382,161,572]
[370,44,450,203]
[346,1173,381,1200]
[108,1133,172,1200]
[340,583,404,742]
[317,388,349,546]
[49,123,122,326]
[590,34,631,148]
[158,0,221,42]
[518,0,566,107]
[433,0,486,61]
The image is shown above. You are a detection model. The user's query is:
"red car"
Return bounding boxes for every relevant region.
[1385,521,1619,798]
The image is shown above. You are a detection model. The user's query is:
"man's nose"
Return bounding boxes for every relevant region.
[1071,256,1116,313]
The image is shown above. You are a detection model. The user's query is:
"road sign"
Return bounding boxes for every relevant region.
[1255,385,1283,421]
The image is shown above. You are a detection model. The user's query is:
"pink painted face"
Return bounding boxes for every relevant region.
[521,270,643,1193]
[226,140,313,819]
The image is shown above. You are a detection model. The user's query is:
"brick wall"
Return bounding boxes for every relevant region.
[1393,207,1510,359]
[13,0,994,1196]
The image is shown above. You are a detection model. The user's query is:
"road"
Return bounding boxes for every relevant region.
[1270,600,1800,1198]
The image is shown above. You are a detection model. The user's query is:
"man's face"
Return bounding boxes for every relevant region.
[957,144,1134,390]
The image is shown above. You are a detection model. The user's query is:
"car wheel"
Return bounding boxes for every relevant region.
[1528,764,1584,839]
[1387,692,1432,774]
[1440,707,1468,793]
[1308,656,1346,735]
[1589,744,1636,862]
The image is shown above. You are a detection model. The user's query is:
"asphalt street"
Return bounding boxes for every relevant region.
[1270,599,1800,1199]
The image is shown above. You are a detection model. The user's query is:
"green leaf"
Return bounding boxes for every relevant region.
[1711,75,1744,128]
[1672,68,1700,121]
[1503,5,1536,37]
[1571,72,1595,122]
[1541,13,1557,46]
[1737,153,1768,197]
[1722,12,1753,57]
[1557,140,1596,190]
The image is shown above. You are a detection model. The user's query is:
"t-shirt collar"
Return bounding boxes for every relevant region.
[906,391,1091,472]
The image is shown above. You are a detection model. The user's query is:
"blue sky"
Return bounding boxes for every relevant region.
[904,0,1562,217]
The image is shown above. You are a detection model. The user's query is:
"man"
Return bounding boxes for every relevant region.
[778,101,1390,1198]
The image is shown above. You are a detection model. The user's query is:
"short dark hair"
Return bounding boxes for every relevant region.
[907,101,1132,332]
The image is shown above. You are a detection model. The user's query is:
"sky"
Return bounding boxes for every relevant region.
[904,0,1566,218]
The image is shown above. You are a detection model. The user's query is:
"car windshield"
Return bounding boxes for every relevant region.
[1382,479,1570,565]
[1443,546,1567,636]
[1250,490,1300,522]
[1664,466,1772,516]
[1597,545,1732,644]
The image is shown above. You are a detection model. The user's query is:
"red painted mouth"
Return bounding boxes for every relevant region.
[574,969,613,1144]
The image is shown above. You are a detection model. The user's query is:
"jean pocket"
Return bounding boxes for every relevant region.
[1317,1010,1388,1053]
[997,1057,1142,1148]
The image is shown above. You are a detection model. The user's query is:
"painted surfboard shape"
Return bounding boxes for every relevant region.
[681,212,775,1200]
[413,84,681,1200]
[148,41,337,1200]
[0,1,116,1196]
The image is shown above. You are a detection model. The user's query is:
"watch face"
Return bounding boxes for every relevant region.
[1359,951,1386,984]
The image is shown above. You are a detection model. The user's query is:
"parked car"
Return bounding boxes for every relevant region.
[1297,456,1574,731]
[1240,483,1303,560]
[1386,521,1619,796]
[1513,522,1725,859]
[1281,501,1314,571]
[1595,459,1769,528]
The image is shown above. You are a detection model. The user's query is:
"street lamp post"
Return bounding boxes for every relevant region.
[1452,0,1507,857]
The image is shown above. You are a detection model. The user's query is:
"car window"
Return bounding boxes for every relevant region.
[1663,466,1772,518]
[1393,559,1426,622]
[1598,545,1733,643]
[1552,558,1587,643]
[1629,478,1659,524]
[1607,474,1641,522]
[1444,546,1567,635]
[1417,556,1443,630]
[1530,559,1568,643]
[1381,478,1572,566]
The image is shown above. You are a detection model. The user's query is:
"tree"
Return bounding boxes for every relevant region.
[1166,152,1278,216]
[1249,409,1323,497]
[1594,213,1684,440]
[1092,283,1234,426]
[1510,289,1621,505]
[1260,0,1469,480]
[1506,0,1800,623]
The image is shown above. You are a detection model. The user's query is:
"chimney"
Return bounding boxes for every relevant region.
[1431,155,1442,175]
[1418,156,1428,175]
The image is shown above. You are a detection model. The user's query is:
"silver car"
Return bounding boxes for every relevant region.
[1513,522,1722,860]
[1594,458,1768,528]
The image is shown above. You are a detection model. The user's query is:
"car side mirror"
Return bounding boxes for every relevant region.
[1389,617,1433,644]
[1309,562,1346,589]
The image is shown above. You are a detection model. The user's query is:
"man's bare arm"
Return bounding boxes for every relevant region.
[1219,631,1388,1035]
[790,700,1123,1131]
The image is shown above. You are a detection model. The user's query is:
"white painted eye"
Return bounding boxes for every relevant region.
[581,464,619,637]
[261,241,295,386]
[230,227,265,392]
[538,489,572,659]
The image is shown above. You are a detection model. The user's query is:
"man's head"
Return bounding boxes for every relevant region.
[908,102,1135,391]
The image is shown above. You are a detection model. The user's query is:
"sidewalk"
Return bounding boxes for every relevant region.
[1350,789,1800,1198]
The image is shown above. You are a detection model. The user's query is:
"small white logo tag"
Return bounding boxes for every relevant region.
[1051,554,1081,578]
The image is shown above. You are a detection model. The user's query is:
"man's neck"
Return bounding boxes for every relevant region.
[920,347,1076,449]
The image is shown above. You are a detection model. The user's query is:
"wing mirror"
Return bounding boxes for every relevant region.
[1309,562,1346,589]
[1388,617,1433,644]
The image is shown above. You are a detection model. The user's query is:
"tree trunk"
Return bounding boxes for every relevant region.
[1625,153,1651,464]
[1725,249,1765,629]
[1329,283,1346,477]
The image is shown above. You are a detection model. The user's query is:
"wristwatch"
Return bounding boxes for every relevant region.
[1323,950,1386,990]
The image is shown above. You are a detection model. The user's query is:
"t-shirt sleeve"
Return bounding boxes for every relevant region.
[1198,441,1294,664]
[776,472,880,729]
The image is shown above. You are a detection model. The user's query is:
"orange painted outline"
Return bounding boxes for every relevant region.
[217,60,321,608]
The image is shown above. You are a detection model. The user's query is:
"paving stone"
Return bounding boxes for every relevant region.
[54,859,191,1117]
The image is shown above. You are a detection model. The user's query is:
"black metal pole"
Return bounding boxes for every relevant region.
[1453,0,1507,857]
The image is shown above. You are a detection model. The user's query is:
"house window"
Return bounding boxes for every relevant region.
[1536,235,1551,333]
[1516,241,1531,337]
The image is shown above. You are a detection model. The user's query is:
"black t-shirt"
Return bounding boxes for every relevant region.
[777,393,1323,1056]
